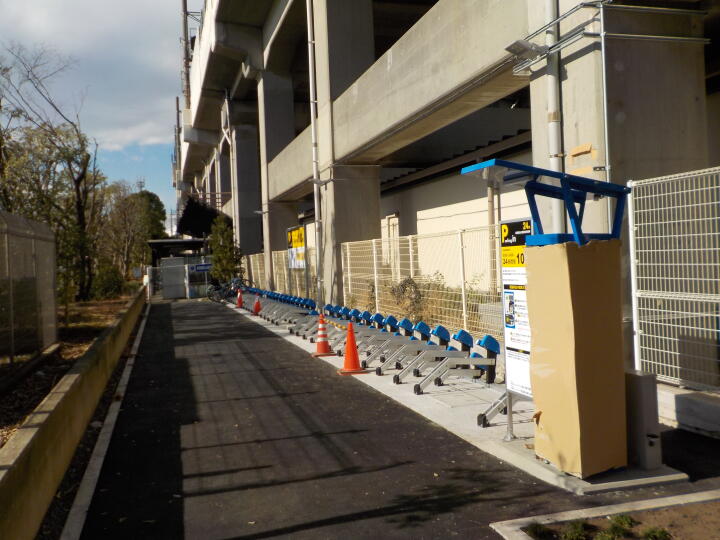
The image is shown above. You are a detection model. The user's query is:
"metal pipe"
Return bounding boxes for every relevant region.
[603,4,706,16]
[600,3,614,233]
[458,231,469,330]
[305,0,323,307]
[487,179,497,290]
[503,392,515,441]
[546,0,565,234]
[627,183,643,371]
[181,0,191,109]
[372,239,380,314]
[603,33,709,44]
[526,2,598,41]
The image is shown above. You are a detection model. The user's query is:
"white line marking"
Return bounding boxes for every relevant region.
[60,303,152,540]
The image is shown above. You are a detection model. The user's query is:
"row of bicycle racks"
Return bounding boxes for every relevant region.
[236,288,508,428]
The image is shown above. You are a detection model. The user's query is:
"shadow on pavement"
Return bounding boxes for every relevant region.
[81,302,198,539]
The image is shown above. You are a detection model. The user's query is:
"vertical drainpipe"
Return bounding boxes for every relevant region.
[546,0,565,234]
[306,0,324,307]
[599,2,614,232]
[181,0,191,109]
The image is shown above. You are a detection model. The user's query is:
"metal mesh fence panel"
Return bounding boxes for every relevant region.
[272,251,289,294]
[0,211,56,360]
[306,247,317,301]
[28,221,56,348]
[342,226,502,341]
[248,253,267,290]
[630,167,720,390]
[0,216,10,355]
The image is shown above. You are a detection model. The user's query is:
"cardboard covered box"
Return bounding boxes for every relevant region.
[525,240,627,478]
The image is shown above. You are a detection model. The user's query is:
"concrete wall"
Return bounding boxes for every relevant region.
[709,92,720,167]
[380,150,533,237]
[267,125,313,201]
[0,290,146,540]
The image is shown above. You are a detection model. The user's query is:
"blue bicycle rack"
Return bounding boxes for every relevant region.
[461,159,631,246]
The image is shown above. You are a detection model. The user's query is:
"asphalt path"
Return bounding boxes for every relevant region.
[81,300,612,539]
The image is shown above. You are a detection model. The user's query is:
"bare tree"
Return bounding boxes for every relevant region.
[0,43,106,300]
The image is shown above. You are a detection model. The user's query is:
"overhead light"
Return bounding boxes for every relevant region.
[505,39,548,60]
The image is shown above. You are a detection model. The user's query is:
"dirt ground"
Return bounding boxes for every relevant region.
[529,500,720,539]
[0,297,130,448]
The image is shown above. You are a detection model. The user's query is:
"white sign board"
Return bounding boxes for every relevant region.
[501,219,532,398]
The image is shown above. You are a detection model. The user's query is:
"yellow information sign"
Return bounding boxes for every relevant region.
[287,226,306,269]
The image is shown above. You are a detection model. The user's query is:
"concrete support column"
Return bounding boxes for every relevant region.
[258,70,296,288]
[229,125,263,255]
[528,2,708,368]
[309,0,376,303]
[312,0,375,170]
[320,165,381,304]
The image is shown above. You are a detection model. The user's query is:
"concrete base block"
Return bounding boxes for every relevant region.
[657,383,720,438]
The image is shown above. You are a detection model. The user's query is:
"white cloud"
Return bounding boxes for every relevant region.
[0,0,203,150]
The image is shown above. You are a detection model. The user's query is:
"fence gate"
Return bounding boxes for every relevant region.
[629,166,720,390]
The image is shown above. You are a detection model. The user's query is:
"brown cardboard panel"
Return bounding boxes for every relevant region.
[526,240,627,478]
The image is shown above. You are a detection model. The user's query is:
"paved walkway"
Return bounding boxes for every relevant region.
[78,299,692,539]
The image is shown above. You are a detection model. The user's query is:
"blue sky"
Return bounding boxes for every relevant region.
[0,0,205,215]
[98,144,176,215]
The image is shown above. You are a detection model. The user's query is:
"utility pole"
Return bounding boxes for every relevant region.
[181,0,191,109]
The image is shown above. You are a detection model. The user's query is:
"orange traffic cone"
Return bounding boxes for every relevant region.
[236,289,243,308]
[338,322,367,375]
[312,314,334,357]
[252,294,261,315]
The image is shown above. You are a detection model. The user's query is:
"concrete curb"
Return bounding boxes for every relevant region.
[490,488,720,539]
[59,303,152,540]
[0,289,146,540]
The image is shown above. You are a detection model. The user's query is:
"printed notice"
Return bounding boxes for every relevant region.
[501,219,532,398]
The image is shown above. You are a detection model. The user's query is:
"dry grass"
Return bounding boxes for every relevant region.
[0,297,130,448]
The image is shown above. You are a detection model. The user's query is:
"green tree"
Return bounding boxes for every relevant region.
[99,182,167,280]
[209,216,242,283]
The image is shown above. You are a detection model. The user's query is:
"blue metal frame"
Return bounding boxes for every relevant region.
[461,159,630,246]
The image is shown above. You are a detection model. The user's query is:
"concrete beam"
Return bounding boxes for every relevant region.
[182,126,221,147]
[215,23,263,67]
[332,0,529,164]
[266,0,530,200]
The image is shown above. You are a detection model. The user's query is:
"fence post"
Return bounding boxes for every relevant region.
[372,239,380,314]
[6,232,15,361]
[458,230,469,330]
[409,235,415,279]
[284,253,290,296]
[344,244,353,297]
[627,186,643,372]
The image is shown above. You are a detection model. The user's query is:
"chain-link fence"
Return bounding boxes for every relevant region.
[629,166,720,390]
[0,211,57,360]
[342,226,502,341]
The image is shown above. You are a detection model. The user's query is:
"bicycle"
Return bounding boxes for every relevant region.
[206,277,253,303]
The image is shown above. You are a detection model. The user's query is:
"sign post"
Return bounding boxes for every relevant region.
[500,218,533,440]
